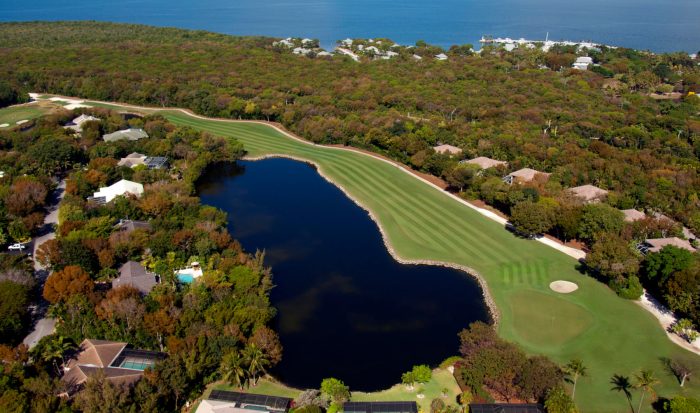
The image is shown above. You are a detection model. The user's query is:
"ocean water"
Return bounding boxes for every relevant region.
[1,0,699,52]
[197,159,489,391]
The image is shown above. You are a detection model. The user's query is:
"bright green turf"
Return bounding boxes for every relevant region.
[76,102,699,412]
[352,369,462,412]
[508,289,594,350]
[0,104,47,125]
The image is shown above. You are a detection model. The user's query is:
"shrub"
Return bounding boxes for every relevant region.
[610,276,643,300]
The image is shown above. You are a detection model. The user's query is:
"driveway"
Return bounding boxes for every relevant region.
[22,179,65,349]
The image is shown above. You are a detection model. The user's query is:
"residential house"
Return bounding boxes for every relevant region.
[572,56,594,70]
[435,53,448,61]
[344,402,418,413]
[461,156,508,170]
[469,404,545,413]
[621,209,646,223]
[118,152,147,168]
[433,144,462,156]
[103,128,149,142]
[567,184,609,203]
[116,219,151,233]
[64,114,100,133]
[196,390,292,413]
[112,261,159,294]
[61,339,165,395]
[118,153,169,170]
[89,179,144,204]
[637,237,697,254]
[503,168,550,185]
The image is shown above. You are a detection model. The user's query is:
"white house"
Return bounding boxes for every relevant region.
[91,179,144,203]
[103,128,148,142]
[572,56,594,70]
[64,114,100,133]
[435,53,448,61]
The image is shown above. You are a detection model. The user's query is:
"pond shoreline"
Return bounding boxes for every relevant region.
[244,153,500,326]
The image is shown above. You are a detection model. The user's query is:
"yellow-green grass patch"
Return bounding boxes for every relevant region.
[0,104,48,125]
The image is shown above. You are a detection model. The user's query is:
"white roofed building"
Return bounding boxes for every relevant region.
[573,56,594,70]
[64,114,100,133]
[90,179,144,204]
[103,128,149,142]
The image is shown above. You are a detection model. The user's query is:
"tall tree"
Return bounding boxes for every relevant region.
[634,370,660,413]
[243,344,269,386]
[220,351,247,389]
[610,374,634,413]
[564,359,587,401]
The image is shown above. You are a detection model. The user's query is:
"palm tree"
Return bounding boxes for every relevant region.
[634,370,660,413]
[243,344,270,386]
[220,351,247,389]
[564,359,587,401]
[610,374,634,413]
[40,336,75,376]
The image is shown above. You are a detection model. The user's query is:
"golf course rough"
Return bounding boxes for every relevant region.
[88,102,700,412]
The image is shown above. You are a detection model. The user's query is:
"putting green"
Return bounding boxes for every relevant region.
[0,104,48,125]
[74,101,700,412]
[508,289,593,349]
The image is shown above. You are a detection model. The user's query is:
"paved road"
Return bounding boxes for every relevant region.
[22,179,65,349]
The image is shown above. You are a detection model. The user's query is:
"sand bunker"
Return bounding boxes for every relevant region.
[15,120,28,125]
[550,280,579,293]
[0,124,9,128]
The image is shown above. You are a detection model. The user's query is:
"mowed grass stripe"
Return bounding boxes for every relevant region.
[168,113,509,260]
[178,112,508,259]
[322,157,507,262]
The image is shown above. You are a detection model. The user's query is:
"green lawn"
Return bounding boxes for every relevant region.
[352,369,461,412]
[74,102,699,412]
[0,104,48,125]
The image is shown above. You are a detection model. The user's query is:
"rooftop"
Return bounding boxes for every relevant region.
[462,156,508,169]
[643,237,697,253]
[621,209,646,222]
[469,404,545,413]
[433,144,462,155]
[505,168,550,183]
[91,179,144,203]
[113,261,158,294]
[103,128,149,142]
[343,402,418,413]
[567,184,609,202]
[195,390,292,413]
[61,339,165,394]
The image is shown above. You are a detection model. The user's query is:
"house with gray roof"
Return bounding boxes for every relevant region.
[116,219,152,234]
[103,128,149,142]
[113,261,159,294]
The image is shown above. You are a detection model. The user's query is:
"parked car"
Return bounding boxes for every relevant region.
[8,243,25,251]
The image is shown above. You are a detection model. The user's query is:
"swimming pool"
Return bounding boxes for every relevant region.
[177,273,195,283]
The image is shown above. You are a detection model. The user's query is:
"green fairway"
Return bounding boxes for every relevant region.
[77,103,699,412]
[0,104,48,125]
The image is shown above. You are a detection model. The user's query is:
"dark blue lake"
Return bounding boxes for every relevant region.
[2,0,699,52]
[197,158,489,391]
